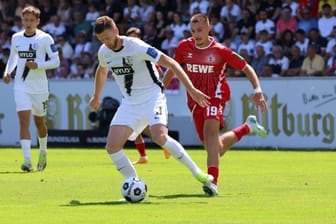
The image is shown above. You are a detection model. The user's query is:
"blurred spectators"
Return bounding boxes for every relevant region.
[255,29,273,56]
[308,28,328,57]
[286,45,304,76]
[297,6,318,35]
[85,3,100,27]
[42,15,66,39]
[189,0,209,16]
[275,6,298,39]
[251,45,269,76]
[318,3,336,38]
[326,44,336,76]
[170,12,188,41]
[55,35,74,60]
[300,43,325,76]
[276,29,295,57]
[295,29,309,56]
[139,0,156,24]
[255,8,275,40]
[259,0,282,22]
[38,0,57,27]
[268,45,289,77]
[326,26,336,58]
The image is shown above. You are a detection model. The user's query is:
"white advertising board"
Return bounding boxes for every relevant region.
[0,78,335,149]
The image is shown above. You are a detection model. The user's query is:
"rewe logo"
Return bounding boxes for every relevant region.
[186,64,214,73]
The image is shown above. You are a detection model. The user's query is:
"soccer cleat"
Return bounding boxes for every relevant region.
[202,183,218,197]
[195,171,214,186]
[132,157,148,165]
[21,160,33,172]
[245,115,267,138]
[162,148,171,159]
[37,153,47,171]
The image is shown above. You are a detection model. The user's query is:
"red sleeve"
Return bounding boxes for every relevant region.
[221,47,247,71]
[173,41,185,64]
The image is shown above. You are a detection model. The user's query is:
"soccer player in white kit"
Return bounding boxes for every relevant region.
[2,6,60,172]
[89,16,213,191]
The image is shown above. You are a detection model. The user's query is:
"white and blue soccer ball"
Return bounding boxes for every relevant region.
[121,177,147,203]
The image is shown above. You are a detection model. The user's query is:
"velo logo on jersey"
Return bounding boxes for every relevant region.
[18,51,36,59]
[112,66,135,75]
[18,43,37,59]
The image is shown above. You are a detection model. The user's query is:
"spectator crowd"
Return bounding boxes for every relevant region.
[1,0,336,79]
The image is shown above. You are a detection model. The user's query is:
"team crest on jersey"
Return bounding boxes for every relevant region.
[208,55,215,62]
[124,56,133,65]
[146,47,158,59]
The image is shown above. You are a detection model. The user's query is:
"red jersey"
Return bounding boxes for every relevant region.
[174,37,247,110]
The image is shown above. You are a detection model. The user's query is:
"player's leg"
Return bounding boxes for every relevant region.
[133,134,148,164]
[150,123,213,186]
[142,125,171,159]
[106,125,137,178]
[15,90,33,172]
[18,110,33,172]
[219,115,267,156]
[193,103,221,196]
[32,93,49,171]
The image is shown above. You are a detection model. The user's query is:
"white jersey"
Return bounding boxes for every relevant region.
[5,29,60,94]
[98,36,164,104]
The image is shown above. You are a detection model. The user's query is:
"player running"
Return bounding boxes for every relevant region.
[163,13,267,196]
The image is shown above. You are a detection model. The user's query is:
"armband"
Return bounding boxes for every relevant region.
[254,87,263,94]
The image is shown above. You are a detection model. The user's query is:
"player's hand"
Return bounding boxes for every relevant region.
[189,88,210,108]
[3,74,11,84]
[251,92,267,113]
[26,60,38,69]
[89,96,100,111]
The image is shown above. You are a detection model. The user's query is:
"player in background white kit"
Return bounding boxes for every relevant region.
[89,16,213,191]
[2,5,60,172]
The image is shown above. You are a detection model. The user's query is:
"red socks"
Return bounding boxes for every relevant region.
[135,142,146,157]
[208,166,219,185]
[232,124,250,141]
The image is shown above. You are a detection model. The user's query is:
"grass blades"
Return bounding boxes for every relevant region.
[0,148,335,224]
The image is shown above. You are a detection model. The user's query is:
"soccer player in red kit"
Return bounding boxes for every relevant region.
[163,13,268,196]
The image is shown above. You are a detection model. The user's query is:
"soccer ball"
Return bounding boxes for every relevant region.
[121,177,147,203]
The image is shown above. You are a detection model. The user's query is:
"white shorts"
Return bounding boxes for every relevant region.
[111,93,168,141]
[14,90,49,116]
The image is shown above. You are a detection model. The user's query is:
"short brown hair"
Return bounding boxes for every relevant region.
[22,5,40,18]
[190,13,209,25]
[94,16,116,34]
[126,27,142,38]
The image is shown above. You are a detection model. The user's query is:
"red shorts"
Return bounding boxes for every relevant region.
[192,98,225,141]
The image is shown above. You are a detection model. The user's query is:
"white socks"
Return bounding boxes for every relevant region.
[109,150,137,179]
[162,136,200,176]
[38,136,47,155]
[21,139,31,162]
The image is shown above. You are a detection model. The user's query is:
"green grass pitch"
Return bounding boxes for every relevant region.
[0,148,335,224]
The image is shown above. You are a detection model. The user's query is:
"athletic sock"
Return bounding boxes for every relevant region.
[208,166,219,185]
[38,136,47,155]
[232,124,250,141]
[135,142,147,157]
[162,136,200,176]
[21,139,31,162]
[109,150,137,179]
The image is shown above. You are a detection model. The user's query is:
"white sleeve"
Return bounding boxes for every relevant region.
[4,37,18,75]
[37,35,60,69]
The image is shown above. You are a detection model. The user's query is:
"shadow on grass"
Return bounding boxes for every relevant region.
[62,199,153,206]
[149,193,209,199]
[0,171,28,174]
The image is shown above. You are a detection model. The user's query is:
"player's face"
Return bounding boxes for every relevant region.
[22,13,39,35]
[190,22,211,48]
[96,28,120,51]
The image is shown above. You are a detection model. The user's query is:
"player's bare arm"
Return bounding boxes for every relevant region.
[158,54,210,107]
[243,64,267,113]
[162,69,175,88]
[89,65,108,111]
